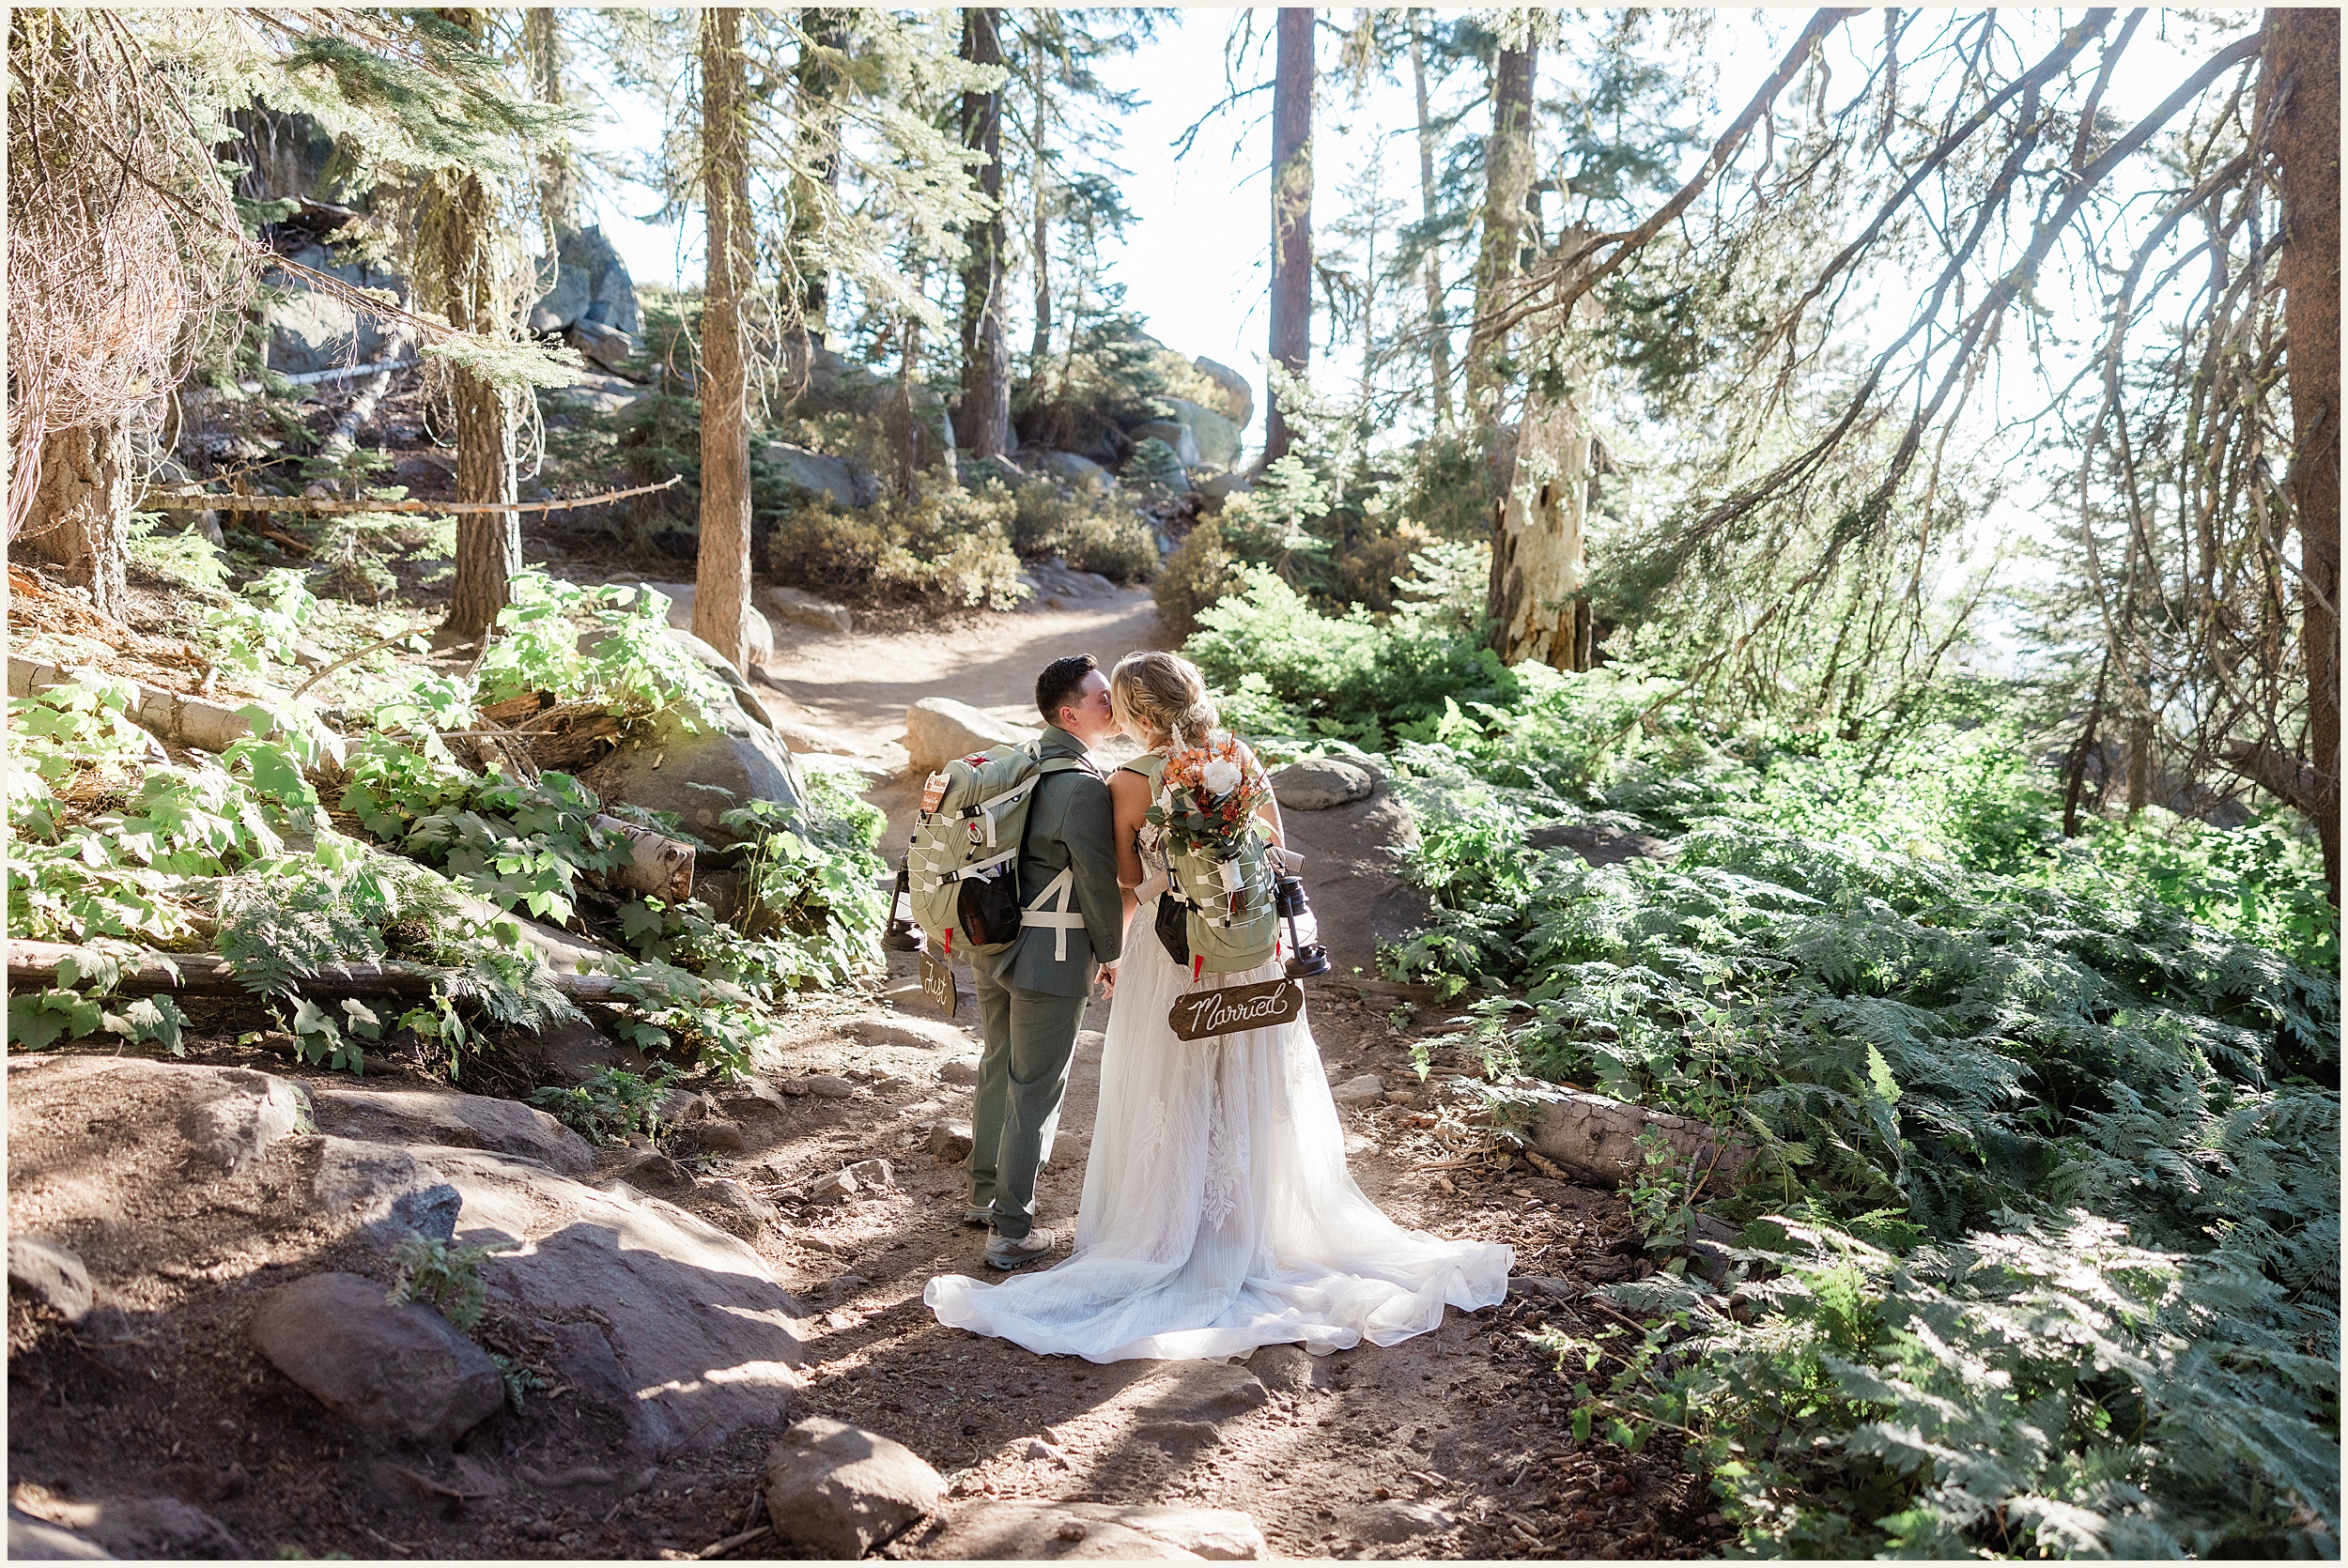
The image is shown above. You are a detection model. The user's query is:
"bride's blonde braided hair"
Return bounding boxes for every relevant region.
[1108,651,1218,750]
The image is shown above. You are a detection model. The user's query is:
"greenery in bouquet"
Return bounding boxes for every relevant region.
[1146,730,1271,868]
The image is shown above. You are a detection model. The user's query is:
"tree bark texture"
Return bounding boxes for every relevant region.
[2264,8,2340,900]
[1408,10,1453,431]
[958,8,1011,459]
[1030,52,1052,367]
[1486,375,1592,670]
[17,422,131,623]
[522,8,579,233]
[442,358,519,645]
[693,7,755,672]
[1264,7,1315,465]
[1467,42,1536,431]
[789,8,852,356]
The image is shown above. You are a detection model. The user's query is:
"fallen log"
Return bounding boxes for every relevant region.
[596,814,695,902]
[8,940,628,1005]
[8,653,287,759]
[1521,1089,1756,1192]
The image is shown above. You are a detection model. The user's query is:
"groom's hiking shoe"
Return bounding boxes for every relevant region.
[985,1228,1058,1270]
[963,1204,994,1227]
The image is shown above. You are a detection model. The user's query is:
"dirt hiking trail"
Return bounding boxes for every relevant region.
[8,592,1728,1560]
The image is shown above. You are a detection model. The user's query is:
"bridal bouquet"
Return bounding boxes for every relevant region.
[1149,729,1269,885]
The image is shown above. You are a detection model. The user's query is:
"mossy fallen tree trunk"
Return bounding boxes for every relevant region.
[8,940,629,1005]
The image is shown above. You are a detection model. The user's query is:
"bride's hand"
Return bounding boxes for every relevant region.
[1097,963,1119,999]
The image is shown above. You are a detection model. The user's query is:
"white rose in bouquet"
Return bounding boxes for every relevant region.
[1200,757,1243,796]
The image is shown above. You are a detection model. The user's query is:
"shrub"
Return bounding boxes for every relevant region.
[1182,556,1510,748]
[1153,517,1245,638]
[1009,481,1157,582]
[771,483,1025,612]
[530,1063,683,1145]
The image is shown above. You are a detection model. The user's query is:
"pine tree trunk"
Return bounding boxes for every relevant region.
[790,8,851,357]
[1408,10,1453,432]
[958,8,1011,460]
[1467,41,1536,431]
[1264,7,1314,465]
[17,421,131,623]
[2124,713,2152,816]
[693,7,754,672]
[522,9,578,234]
[1030,54,1051,369]
[1486,377,1591,669]
[2265,8,2340,901]
[444,367,518,643]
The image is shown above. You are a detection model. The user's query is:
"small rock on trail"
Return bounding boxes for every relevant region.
[248,1271,505,1445]
[763,1416,942,1558]
[8,1237,93,1323]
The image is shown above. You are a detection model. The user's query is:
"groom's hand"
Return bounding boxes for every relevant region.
[1097,963,1119,999]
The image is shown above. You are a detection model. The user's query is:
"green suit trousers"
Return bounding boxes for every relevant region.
[966,962,1087,1240]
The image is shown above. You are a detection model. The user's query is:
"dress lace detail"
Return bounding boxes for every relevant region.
[926,886,1513,1362]
[1200,1084,1243,1230]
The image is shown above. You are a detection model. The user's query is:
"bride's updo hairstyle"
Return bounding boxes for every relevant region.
[1109,651,1219,749]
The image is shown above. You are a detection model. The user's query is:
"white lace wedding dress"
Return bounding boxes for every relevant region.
[925,865,1512,1361]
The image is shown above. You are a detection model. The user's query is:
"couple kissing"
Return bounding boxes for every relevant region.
[916,650,1511,1363]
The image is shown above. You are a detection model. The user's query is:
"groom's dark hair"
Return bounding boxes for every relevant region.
[1036,653,1099,727]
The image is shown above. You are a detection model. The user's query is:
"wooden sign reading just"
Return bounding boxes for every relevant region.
[919,948,960,1017]
[1168,977,1305,1042]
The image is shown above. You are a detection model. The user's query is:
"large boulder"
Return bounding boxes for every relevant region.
[421,1146,810,1458]
[759,439,882,509]
[1033,450,1112,491]
[904,698,1035,773]
[763,1417,942,1558]
[1270,758,1375,810]
[261,243,413,376]
[638,580,778,668]
[763,584,855,635]
[578,628,806,840]
[565,317,637,375]
[528,223,641,336]
[545,370,649,422]
[787,346,956,478]
[1190,357,1254,426]
[1126,418,1201,469]
[308,1086,595,1177]
[249,1271,505,1445]
[1158,398,1244,470]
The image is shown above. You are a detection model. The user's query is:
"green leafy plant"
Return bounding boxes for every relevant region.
[1625,1130,1700,1255]
[126,512,230,592]
[384,1235,496,1333]
[529,1062,684,1145]
[204,567,320,673]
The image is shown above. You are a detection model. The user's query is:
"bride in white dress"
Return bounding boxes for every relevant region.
[924,652,1511,1361]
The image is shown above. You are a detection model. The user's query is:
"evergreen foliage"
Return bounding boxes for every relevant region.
[1179,577,2339,1556]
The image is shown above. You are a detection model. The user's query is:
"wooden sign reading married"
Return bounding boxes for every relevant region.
[1168,977,1305,1041]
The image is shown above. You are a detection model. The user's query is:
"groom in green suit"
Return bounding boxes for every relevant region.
[966,653,1130,1269]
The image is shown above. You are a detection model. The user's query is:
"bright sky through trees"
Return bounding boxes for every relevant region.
[580,8,2235,482]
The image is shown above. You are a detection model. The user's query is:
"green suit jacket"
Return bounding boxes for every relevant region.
[981,723,1124,996]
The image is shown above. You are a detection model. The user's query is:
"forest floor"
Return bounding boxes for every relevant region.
[10,577,1730,1560]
